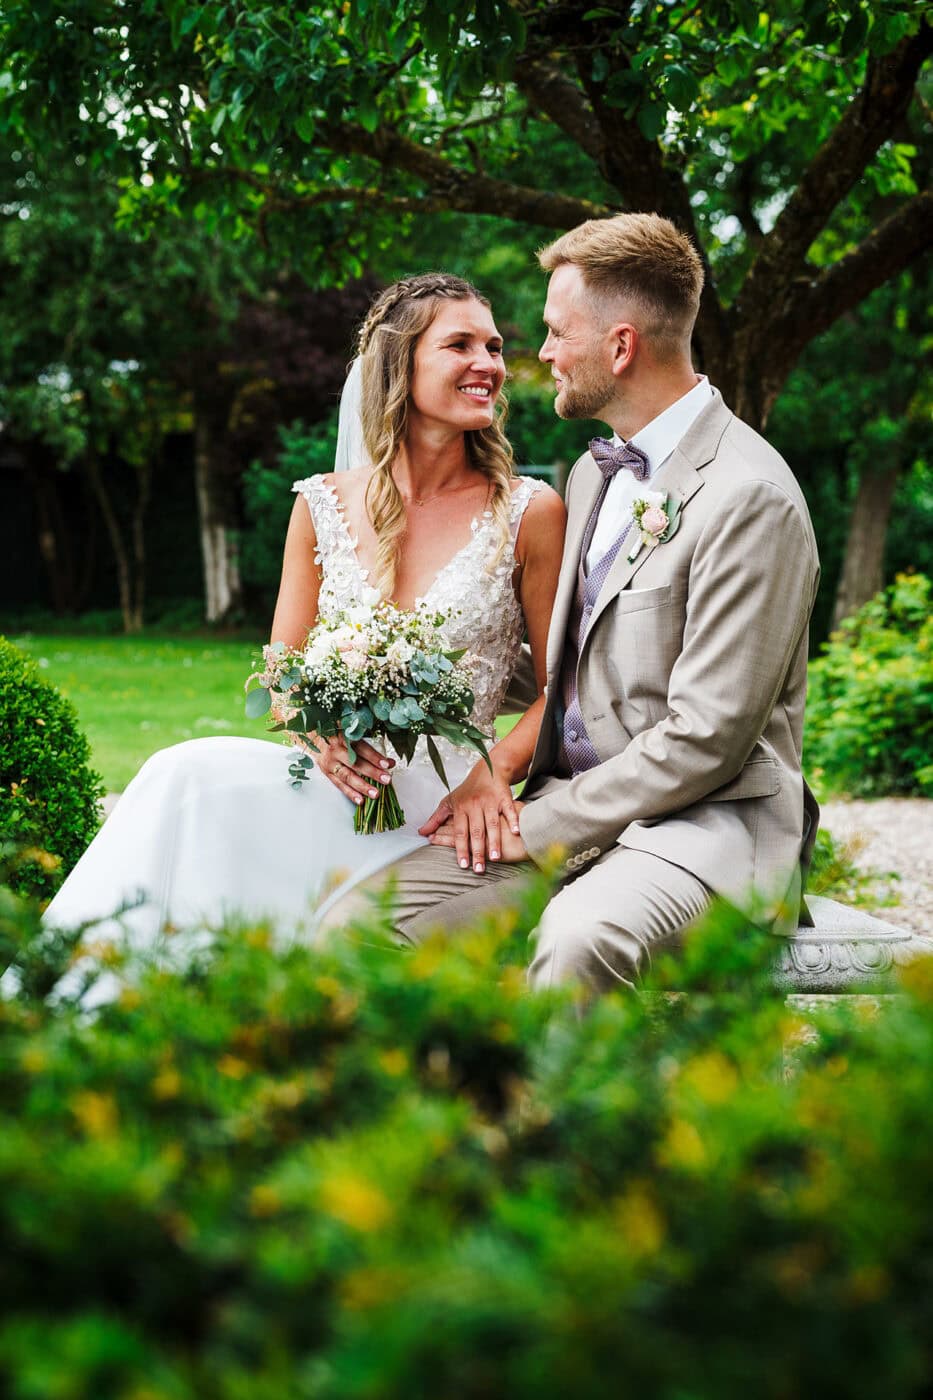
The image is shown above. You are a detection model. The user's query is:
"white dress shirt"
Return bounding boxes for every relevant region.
[586,375,713,572]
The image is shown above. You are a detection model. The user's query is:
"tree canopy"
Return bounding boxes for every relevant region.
[2,0,929,426]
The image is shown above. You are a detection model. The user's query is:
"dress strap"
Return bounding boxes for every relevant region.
[293,475,343,534]
[292,476,364,584]
[508,475,545,543]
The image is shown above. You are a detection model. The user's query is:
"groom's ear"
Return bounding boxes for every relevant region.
[609,323,638,377]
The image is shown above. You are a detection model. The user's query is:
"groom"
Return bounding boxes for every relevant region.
[333,212,820,996]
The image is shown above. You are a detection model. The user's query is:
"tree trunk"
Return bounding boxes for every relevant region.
[84,452,145,634]
[194,409,241,624]
[832,462,901,630]
[30,461,77,615]
[708,320,791,435]
[128,455,152,633]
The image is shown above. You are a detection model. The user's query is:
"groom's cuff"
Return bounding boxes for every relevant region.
[519,798,602,876]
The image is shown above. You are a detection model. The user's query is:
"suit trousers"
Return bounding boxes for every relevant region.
[319,841,712,997]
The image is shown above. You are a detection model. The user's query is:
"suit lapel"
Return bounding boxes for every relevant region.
[545,454,601,679]
[583,389,733,638]
[584,451,704,635]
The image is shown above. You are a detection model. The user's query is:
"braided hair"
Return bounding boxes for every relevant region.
[356,273,514,597]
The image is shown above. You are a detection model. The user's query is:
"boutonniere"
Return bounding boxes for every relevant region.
[627,491,683,563]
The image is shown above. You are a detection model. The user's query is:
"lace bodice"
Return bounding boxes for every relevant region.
[292,475,542,771]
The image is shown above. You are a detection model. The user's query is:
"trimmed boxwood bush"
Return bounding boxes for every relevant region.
[0,874,930,1399]
[0,636,104,899]
[805,572,933,797]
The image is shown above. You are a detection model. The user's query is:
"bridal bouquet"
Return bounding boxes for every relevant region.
[245,599,491,834]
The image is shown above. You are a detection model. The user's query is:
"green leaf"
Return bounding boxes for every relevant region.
[245,686,272,718]
[294,113,316,143]
[344,704,374,740]
[665,64,698,111]
[179,8,203,38]
[425,735,451,791]
[357,99,379,133]
[637,104,665,142]
[392,729,418,763]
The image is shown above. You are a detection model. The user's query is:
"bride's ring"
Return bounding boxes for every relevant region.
[334,761,344,777]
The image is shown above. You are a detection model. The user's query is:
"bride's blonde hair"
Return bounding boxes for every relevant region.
[357,273,514,597]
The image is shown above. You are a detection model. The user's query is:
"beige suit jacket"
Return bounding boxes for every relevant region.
[519,389,820,922]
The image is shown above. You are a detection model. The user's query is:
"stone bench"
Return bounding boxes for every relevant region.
[772,895,932,995]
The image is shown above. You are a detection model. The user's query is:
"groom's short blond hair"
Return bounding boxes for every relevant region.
[538,213,704,357]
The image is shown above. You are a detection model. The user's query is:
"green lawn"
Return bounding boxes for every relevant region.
[13,634,277,791]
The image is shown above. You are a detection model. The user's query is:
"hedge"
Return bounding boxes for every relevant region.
[0,866,930,1399]
[0,636,104,899]
[805,572,933,797]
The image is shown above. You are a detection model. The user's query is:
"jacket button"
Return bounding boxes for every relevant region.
[569,729,579,742]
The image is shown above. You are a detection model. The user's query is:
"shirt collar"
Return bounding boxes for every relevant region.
[614,375,712,476]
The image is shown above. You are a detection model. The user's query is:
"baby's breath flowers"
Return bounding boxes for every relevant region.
[246,600,491,834]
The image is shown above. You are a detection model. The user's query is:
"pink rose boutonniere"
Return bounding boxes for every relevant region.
[628,491,683,563]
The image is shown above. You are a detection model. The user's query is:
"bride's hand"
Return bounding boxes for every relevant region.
[418,761,520,873]
[315,735,395,806]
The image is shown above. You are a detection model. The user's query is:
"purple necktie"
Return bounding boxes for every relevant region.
[580,438,651,573]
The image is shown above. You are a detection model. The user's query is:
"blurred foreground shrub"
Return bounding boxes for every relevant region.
[0,637,104,899]
[805,572,933,797]
[0,868,931,1400]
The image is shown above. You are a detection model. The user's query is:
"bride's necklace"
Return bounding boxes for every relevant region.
[402,478,487,509]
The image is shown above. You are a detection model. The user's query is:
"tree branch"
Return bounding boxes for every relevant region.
[320,120,615,227]
[374,40,424,92]
[773,186,933,360]
[737,21,932,318]
[510,54,605,164]
[191,157,610,241]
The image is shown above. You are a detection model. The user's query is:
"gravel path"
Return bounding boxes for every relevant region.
[819,798,933,935]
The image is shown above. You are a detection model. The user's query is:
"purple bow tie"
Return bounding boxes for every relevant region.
[589,436,650,483]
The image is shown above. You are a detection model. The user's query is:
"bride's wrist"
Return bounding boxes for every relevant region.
[487,747,525,786]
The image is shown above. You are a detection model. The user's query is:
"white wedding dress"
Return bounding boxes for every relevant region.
[43,475,541,1005]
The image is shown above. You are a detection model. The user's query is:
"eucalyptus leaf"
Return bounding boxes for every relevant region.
[245,686,272,718]
[344,704,374,740]
[389,701,411,728]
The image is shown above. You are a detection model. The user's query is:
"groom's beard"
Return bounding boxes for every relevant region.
[554,360,614,421]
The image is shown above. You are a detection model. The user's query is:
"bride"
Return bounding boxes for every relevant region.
[44,273,566,999]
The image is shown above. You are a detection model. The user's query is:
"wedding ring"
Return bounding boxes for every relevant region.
[334,762,344,776]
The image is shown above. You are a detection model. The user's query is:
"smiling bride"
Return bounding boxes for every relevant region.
[44,274,566,1001]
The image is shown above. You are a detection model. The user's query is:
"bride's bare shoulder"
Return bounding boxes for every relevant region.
[320,467,370,485]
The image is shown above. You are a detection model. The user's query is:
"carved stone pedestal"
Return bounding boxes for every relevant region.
[771,895,932,994]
